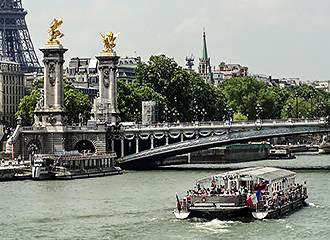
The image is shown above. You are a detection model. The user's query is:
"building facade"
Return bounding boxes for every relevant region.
[0,60,25,126]
[66,56,141,97]
[118,57,141,84]
[312,80,330,92]
[213,62,249,85]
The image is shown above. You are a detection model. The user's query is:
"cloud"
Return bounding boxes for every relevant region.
[22,0,330,80]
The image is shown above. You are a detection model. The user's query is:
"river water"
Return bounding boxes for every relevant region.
[0,153,329,240]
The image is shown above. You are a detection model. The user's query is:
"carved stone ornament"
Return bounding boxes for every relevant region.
[47,114,57,125]
[49,63,56,86]
[103,68,110,88]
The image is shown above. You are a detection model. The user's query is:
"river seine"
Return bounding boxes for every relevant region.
[0,153,329,240]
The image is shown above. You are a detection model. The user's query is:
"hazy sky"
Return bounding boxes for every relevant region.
[24,0,330,81]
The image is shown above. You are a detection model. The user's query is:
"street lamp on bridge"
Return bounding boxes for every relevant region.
[316,101,326,118]
[294,91,299,118]
[133,108,141,124]
[255,103,263,120]
[163,106,171,123]
[309,91,316,119]
[201,108,207,121]
[287,103,293,119]
[172,109,180,123]
[224,104,233,124]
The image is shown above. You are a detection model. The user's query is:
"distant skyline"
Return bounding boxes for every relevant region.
[24,0,330,81]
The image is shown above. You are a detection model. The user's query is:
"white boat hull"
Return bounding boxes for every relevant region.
[319,148,330,154]
[252,211,269,219]
[174,210,191,220]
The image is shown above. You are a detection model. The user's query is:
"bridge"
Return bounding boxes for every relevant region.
[3,28,330,168]
[114,119,330,169]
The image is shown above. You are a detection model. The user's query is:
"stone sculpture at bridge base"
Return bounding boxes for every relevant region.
[5,43,108,159]
[92,52,120,126]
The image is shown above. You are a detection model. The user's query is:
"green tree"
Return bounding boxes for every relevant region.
[136,55,180,95]
[281,97,310,119]
[16,83,92,126]
[117,80,165,122]
[16,90,41,126]
[233,112,248,121]
[64,84,92,124]
[135,55,226,122]
[219,77,267,120]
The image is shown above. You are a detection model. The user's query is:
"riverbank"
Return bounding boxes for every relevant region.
[158,152,330,171]
[157,164,330,171]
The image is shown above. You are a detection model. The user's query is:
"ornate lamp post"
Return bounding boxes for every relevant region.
[133,108,140,124]
[287,103,293,119]
[294,91,299,118]
[309,92,315,119]
[224,104,233,124]
[163,106,171,123]
[173,109,180,123]
[193,105,199,121]
[201,108,207,121]
[319,101,326,118]
[255,103,263,120]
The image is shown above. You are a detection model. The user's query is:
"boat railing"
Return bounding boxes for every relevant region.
[191,195,247,206]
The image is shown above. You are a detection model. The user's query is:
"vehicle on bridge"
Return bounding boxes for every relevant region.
[32,151,122,180]
[174,167,308,220]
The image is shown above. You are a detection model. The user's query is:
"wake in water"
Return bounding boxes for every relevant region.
[308,202,322,208]
[192,219,240,233]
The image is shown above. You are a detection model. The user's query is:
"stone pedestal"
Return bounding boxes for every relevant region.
[142,101,158,125]
[34,44,67,128]
[93,52,120,126]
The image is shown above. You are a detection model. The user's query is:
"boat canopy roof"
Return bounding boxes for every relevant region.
[197,167,296,184]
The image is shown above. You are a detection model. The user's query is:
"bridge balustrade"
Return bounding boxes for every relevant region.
[114,118,330,167]
[119,119,324,131]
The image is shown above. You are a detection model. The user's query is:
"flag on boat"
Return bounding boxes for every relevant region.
[176,193,182,212]
[251,193,258,205]
[256,190,262,201]
[247,196,253,206]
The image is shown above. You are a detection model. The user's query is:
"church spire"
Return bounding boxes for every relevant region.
[198,29,213,84]
[202,30,208,60]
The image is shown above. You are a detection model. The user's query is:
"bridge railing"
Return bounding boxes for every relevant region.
[119,118,324,130]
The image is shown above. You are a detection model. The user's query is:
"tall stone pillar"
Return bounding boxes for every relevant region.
[34,44,67,128]
[93,53,120,126]
[135,135,139,153]
[121,137,125,158]
[150,135,154,149]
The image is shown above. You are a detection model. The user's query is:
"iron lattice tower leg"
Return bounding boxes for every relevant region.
[0,0,41,73]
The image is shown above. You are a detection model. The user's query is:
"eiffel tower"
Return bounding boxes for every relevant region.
[0,0,41,73]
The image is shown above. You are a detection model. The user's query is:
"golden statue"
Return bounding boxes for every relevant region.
[48,18,64,45]
[101,32,119,54]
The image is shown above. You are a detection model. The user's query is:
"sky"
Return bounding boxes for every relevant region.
[24,0,330,81]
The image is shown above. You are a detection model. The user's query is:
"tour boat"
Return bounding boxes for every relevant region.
[32,151,122,180]
[0,166,16,180]
[0,160,31,181]
[319,136,330,154]
[174,167,308,220]
[268,147,295,160]
[32,155,56,180]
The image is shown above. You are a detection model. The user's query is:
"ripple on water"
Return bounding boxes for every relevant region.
[192,219,239,234]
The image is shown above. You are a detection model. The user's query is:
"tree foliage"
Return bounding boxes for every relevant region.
[133,55,226,122]
[17,55,330,126]
[17,83,92,126]
[16,90,41,126]
[117,80,165,122]
[64,84,92,124]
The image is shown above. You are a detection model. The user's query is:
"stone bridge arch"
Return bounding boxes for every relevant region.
[74,140,96,153]
[70,134,99,153]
